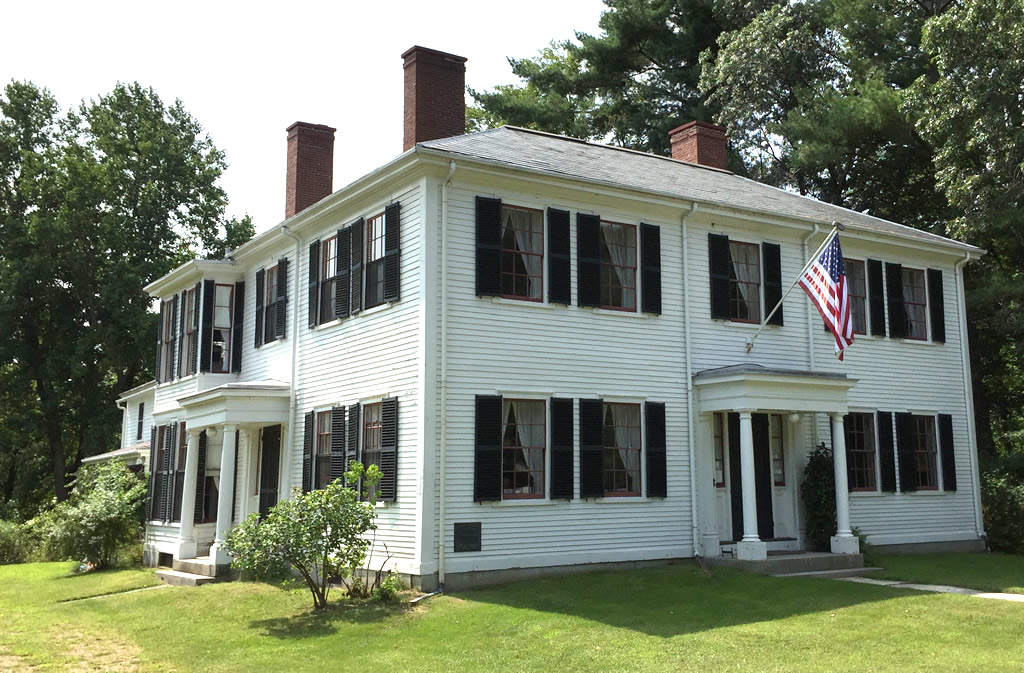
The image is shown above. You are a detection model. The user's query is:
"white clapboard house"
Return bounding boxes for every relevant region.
[136,46,985,588]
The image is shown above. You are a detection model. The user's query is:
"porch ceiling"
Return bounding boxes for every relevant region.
[177,381,290,430]
[693,364,856,415]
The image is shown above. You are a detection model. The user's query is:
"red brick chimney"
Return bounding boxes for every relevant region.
[669,121,728,170]
[285,122,336,219]
[402,46,468,152]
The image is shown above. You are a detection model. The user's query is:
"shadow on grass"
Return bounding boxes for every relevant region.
[252,599,412,639]
[458,561,906,638]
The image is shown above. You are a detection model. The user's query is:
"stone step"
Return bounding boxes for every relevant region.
[173,557,229,578]
[156,569,218,587]
[704,552,864,575]
[773,567,883,579]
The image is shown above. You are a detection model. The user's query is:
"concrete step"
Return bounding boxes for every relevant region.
[773,566,883,579]
[155,569,218,587]
[704,552,864,575]
[173,556,229,578]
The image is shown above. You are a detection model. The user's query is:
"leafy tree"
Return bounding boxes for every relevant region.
[227,464,382,610]
[0,81,252,505]
[27,462,147,569]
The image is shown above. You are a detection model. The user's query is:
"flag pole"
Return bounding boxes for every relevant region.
[744,222,845,354]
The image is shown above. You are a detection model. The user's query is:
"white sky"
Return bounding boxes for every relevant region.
[1,0,606,234]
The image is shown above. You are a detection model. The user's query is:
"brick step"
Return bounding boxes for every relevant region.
[172,557,229,578]
[773,567,883,579]
[155,569,218,587]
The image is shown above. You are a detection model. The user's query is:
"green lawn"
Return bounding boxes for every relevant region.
[1,560,1023,672]
[870,552,1024,594]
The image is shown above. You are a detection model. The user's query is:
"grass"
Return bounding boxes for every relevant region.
[1,559,1023,672]
[871,552,1024,594]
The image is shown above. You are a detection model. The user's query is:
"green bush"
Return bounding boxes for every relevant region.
[982,465,1024,554]
[27,462,147,569]
[0,520,29,565]
[374,572,402,602]
[800,442,836,551]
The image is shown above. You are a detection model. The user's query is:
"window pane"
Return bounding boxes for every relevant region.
[599,222,636,310]
[728,241,760,322]
[502,399,545,498]
[500,206,543,300]
[603,403,641,495]
[902,268,928,339]
[846,260,866,335]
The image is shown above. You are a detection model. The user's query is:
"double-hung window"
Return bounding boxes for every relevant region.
[210,284,234,373]
[603,403,641,495]
[910,415,938,489]
[315,410,332,490]
[846,259,867,335]
[501,206,544,301]
[263,266,279,344]
[181,286,197,376]
[319,236,338,324]
[599,222,637,311]
[365,213,387,309]
[728,240,760,323]
[136,402,145,441]
[902,268,928,340]
[845,413,877,491]
[160,301,175,381]
[502,399,545,498]
[362,402,382,499]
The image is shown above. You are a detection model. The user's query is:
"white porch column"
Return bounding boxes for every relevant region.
[736,410,767,561]
[175,429,201,559]
[210,424,238,565]
[830,413,860,554]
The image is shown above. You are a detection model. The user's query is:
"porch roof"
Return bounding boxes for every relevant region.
[693,364,856,415]
[176,381,290,430]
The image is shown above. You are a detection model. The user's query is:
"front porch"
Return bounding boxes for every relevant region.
[694,364,861,562]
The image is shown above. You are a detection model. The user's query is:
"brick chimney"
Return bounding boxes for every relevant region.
[402,46,468,152]
[669,121,728,170]
[285,122,336,219]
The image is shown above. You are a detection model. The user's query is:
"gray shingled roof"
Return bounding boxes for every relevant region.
[420,126,980,253]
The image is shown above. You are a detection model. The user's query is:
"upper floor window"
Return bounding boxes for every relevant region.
[365,213,387,309]
[159,301,175,381]
[902,267,927,340]
[603,402,641,495]
[846,259,867,335]
[264,265,279,344]
[315,410,332,490]
[708,234,783,326]
[319,235,338,324]
[911,414,938,489]
[600,221,637,311]
[845,412,877,491]
[181,286,197,376]
[136,402,145,441]
[501,206,544,301]
[211,284,233,373]
[502,399,545,499]
[728,240,760,323]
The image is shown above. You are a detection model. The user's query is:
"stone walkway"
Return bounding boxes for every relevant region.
[840,576,1024,602]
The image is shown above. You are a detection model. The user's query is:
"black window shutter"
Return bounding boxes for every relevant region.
[579,398,605,498]
[137,402,144,441]
[161,424,174,522]
[350,218,364,314]
[177,291,186,378]
[193,431,207,525]
[867,259,886,337]
[232,281,244,373]
[895,412,917,492]
[474,395,503,502]
[383,202,401,303]
[190,283,201,372]
[885,262,906,339]
[379,397,399,502]
[155,300,165,384]
[330,406,347,485]
[308,240,321,329]
[928,269,945,343]
[640,223,662,315]
[200,280,215,371]
[254,270,264,348]
[763,242,783,326]
[577,214,602,308]
[168,294,178,381]
[938,413,957,491]
[547,208,571,305]
[708,233,732,320]
[550,397,574,499]
[275,258,289,339]
[645,401,667,498]
[147,426,157,517]
[301,411,314,493]
[347,403,360,487]
[876,412,897,492]
[475,196,503,296]
[335,227,352,319]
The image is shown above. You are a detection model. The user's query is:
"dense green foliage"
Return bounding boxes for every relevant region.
[0,81,253,515]
[980,454,1024,554]
[227,463,381,610]
[0,519,28,564]
[26,462,147,569]
[4,560,1024,671]
[800,442,836,551]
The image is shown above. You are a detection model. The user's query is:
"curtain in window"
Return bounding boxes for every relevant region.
[504,400,544,484]
[731,247,758,311]
[609,404,640,482]
[602,223,632,294]
[506,209,542,298]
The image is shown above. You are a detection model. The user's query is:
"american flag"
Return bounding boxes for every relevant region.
[799,233,853,360]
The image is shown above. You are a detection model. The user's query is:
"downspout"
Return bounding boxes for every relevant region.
[437,160,456,590]
[280,224,303,499]
[955,251,985,539]
[802,223,820,372]
[681,202,700,553]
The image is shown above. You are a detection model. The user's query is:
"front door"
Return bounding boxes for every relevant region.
[258,425,281,518]
[728,412,775,541]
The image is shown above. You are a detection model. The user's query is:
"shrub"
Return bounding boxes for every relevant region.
[374,572,402,602]
[982,466,1024,554]
[0,520,28,565]
[27,462,147,569]
[800,442,836,551]
[227,462,381,610]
